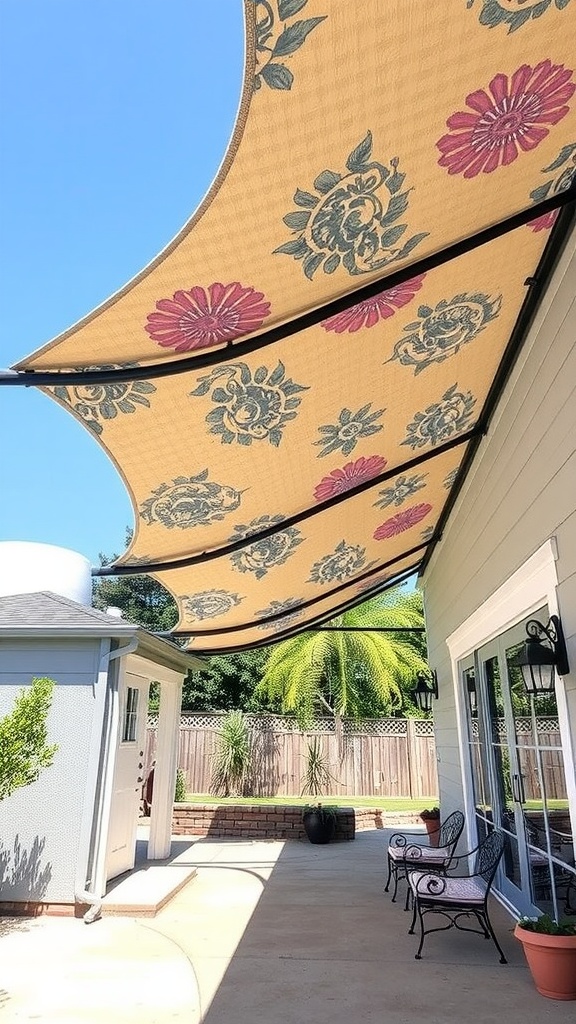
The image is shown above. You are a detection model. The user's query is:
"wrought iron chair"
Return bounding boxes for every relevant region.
[385,810,465,908]
[408,829,506,964]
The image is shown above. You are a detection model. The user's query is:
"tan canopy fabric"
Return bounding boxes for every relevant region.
[13,0,576,651]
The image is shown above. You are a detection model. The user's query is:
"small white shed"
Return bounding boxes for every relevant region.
[0,590,200,915]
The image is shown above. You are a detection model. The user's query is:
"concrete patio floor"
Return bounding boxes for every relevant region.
[1,828,573,1022]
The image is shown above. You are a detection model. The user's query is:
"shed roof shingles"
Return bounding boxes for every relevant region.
[0,591,135,630]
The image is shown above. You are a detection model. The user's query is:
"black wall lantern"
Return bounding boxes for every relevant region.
[514,615,570,695]
[415,671,438,713]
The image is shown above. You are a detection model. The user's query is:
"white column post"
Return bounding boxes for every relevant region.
[148,674,183,860]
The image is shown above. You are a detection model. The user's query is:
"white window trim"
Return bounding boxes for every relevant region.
[445,538,576,858]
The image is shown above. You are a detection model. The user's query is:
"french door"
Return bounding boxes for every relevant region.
[462,611,575,919]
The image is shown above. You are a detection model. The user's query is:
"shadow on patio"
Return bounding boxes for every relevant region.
[145,828,574,1024]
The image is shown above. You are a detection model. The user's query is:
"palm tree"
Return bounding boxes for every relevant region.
[257,586,429,732]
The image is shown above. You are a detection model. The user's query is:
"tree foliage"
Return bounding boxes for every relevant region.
[182,650,278,711]
[92,530,179,634]
[257,587,429,728]
[0,677,58,801]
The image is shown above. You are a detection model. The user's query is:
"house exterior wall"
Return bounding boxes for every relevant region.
[0,639,102,903]
[422,234,576,821]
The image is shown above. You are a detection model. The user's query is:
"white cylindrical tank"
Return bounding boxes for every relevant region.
[0,541,92,606]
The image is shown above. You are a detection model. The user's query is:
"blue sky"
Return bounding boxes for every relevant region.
[0,1,245,564]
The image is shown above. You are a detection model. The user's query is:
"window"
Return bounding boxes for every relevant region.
[122,686,139,742]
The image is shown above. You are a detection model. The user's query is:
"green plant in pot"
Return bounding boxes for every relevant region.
[419,806,441,847]
[301,737,338,844]
[514,914,576,1000]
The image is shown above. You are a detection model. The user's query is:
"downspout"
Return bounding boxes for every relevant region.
[75,635,138,922]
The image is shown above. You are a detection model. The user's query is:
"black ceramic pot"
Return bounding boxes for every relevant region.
[302,808,336,844]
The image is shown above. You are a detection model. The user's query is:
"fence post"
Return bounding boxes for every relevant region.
[406,719,416,799]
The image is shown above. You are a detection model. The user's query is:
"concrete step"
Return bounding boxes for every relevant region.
[103,863,197,916]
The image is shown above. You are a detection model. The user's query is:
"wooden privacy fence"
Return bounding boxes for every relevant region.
[145,714,439,799]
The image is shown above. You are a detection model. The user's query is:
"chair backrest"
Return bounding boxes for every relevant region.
[438,810,465,852]
[474,830,505,887]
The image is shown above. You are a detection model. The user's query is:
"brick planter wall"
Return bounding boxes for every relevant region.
[172,803,425,841]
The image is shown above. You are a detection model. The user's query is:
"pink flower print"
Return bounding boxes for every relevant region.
[437,61,575,178]
[322,275,426,334]
[145,282,271,352]
[528,210,559,232]
[313,455,388,501]
[373,502,432,540]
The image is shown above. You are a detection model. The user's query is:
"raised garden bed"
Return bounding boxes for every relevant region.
[172,803,424,841]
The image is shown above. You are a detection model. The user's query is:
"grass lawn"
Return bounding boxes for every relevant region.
[183,794,437,811]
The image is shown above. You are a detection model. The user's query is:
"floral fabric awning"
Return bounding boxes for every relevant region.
[11,0,576,652]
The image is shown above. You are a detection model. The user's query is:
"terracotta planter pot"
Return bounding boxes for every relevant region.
[514,924,576,1000]
[423,819,440,847]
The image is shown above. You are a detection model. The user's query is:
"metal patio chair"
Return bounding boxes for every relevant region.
[408,829,506,964]
[385,810,465,908]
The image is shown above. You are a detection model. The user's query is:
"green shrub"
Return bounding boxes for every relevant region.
[174,768,187,802]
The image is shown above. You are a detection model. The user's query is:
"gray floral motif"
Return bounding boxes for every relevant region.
[443,468,459,489]
[528,142,576,228]
[388,292,501,374]
[373,473,427,510]
[402,384,476,450]
[308,540,376,585]
[274,132,428,279]
[181,590,243,622]
[256,598,305,631]
[229,515,303,579]
[467,0,571,34]
[52,365,155,436]
[420,525,436,543]
[139,470,243,530]
[190,361,308,447]
[254,1,326,92]
[314,403,384,458]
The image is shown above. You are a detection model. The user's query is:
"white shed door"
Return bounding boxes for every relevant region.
[106,672,149,881]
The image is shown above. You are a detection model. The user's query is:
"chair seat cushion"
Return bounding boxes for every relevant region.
[408,871,487,904]
[388,844,451,864]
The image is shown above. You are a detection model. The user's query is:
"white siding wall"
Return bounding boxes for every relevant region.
[422,235,576,815]
[0,640,101,903]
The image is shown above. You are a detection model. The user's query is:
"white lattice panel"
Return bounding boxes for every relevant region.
[147,713,427,735]
[414,720,435,736]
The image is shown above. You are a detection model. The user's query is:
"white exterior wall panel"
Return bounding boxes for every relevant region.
[423,237,576,814]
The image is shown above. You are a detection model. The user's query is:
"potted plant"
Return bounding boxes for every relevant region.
[302,802,338,844]
[420,806,441,847]
[300,737,338,844]
[514,914,576,1000]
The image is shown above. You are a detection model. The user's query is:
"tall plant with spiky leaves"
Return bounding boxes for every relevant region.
[257,587,429,732]
[210,710,253,797]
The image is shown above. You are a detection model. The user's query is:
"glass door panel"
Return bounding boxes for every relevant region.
[463,611,576,918]
[477,640,532,911]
